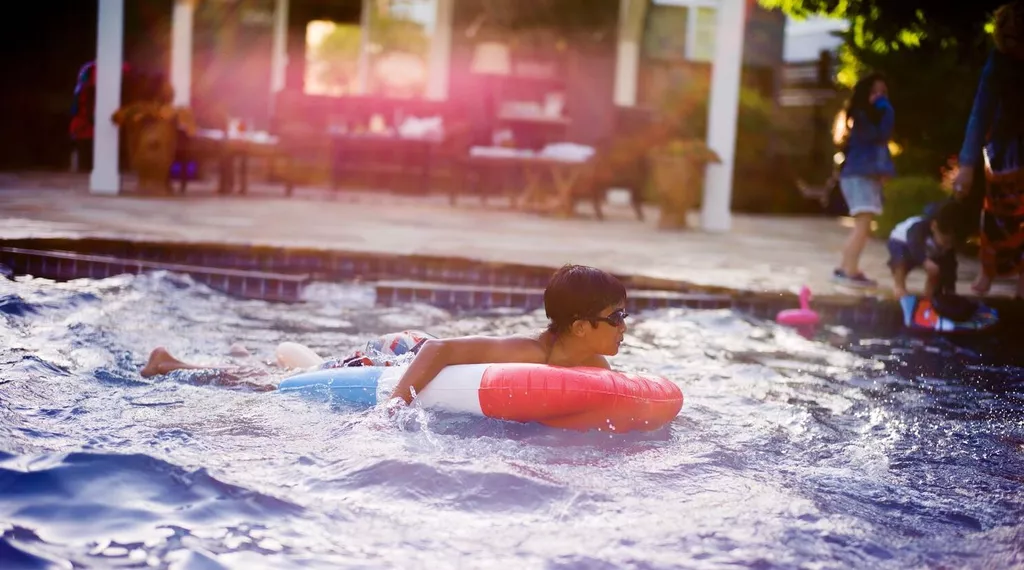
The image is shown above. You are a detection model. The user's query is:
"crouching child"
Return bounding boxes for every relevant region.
[888,200,961,299]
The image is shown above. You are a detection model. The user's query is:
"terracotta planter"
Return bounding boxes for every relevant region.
[113,103,194,195]
[648,151,706,230]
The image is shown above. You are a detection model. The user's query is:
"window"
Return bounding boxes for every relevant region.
[642,4,688,60]
[643,1,718,62]
[691,7,717,62]
[305,20,362,97]
[304,0,436,98]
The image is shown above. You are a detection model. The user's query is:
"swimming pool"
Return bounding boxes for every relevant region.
[1,272,1022,569]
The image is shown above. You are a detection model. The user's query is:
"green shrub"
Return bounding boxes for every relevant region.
[652,76,805,212]
[875,176,950,238]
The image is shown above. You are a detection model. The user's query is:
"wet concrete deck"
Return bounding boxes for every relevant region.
[0,171,1018,300]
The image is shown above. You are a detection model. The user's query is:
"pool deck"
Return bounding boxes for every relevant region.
[0,171,1019,302]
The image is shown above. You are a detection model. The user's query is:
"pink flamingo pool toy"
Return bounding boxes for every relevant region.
[776,286,821,330]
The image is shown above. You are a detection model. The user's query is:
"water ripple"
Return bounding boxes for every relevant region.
[0,273,1021,568]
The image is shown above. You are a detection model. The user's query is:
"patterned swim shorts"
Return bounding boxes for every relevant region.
[319,330,435,369]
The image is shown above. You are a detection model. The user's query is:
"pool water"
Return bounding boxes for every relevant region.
[1,272,1022,569]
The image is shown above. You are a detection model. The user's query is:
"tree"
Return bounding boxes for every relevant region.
[758,0,1005,53]
[761,0,1009,178]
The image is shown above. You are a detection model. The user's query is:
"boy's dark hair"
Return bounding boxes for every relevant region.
[544,264,626,333]
[931,199,962,235]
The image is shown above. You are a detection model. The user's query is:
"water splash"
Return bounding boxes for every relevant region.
[0,272,1021,568]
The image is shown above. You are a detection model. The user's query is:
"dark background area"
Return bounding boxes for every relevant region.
[0,0,178,171]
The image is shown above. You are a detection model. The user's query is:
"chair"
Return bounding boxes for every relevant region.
[571,106,672,221]
[273,91,333,196]
[173,97,227,194]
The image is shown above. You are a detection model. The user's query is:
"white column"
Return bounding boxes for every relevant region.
[425,0,454,100]
[270,0,289,95]
[90,0,124,195]
[356,0,372,94]
[170,0,194,106]
[613,0,646,107]
[701,0,747,233]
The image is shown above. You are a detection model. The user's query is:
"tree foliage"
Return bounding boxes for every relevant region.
[849,39,982,176]
[762,0,1010,177]
[758,0,1005,52]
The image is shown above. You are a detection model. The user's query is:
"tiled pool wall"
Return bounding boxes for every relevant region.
[373,280,909,331]
[0,237,977,332]
[0,237,564,290]
[0,246,308,303]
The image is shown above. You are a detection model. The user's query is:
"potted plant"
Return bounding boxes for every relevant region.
[111,76,195,195]
[647,138,720,229]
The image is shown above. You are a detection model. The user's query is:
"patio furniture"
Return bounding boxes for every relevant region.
[329,131,440,195]
[463,146,600,219]
[175,128,284,195]
[496,112,571,150]
[573,106,671,222]
[271,91,468,195]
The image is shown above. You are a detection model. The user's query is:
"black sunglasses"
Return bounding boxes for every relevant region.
[585,309,628,327]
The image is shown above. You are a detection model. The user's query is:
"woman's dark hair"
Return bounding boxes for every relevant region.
[846,72,887,125]
[544,265,626,333]
[833,73,887,147]
[994,0,1024,60]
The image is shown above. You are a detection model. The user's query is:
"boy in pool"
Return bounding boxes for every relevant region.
[140,264,629,405]
[387,264,626,404]
[888,200,962,299]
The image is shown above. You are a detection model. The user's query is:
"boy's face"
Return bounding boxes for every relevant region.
[575,301,628,356]
[930,221,954,250]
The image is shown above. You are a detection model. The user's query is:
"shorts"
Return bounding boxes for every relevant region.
[320,330,435,369]
[839,176,884,216]
[886,239,921,271]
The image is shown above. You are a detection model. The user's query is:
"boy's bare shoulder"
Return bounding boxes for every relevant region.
[586,355,612,370]
[479,333,553,363]
[499,333,550,360]
[438,333,549,365]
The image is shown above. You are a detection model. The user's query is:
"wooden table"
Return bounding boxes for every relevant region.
[496,113,571,150]
[466,148,593,218]
[329,131,443,194]
[182,129,283,195]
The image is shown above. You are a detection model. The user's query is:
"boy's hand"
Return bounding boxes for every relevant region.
[922,259,942,299]
[385,396,408,419]
[893,285,909,299]
[953,166,974,199]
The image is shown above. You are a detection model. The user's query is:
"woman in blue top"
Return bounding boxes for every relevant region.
[832,73,896,288]
[953,0,1024,298]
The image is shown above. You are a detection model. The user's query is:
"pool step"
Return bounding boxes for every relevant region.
[374,280,735,314]
[371,280,923,328]
[0,247,310,303]
[0,236,703,294]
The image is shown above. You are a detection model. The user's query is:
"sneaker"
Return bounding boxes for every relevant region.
[832,269,877,288]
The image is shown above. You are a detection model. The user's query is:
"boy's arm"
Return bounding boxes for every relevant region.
[923,260,941,299]
[937,249,959,296]
[889,229,923,298]
[389,336,542,404]
[891,262,910,298]
[923,250,958,298]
